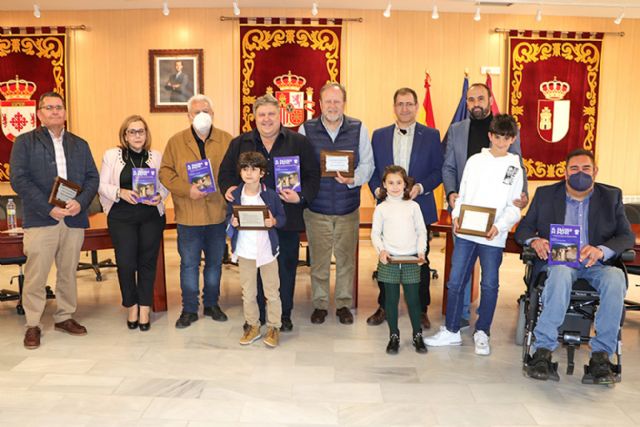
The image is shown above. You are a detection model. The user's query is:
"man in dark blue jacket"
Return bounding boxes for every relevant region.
[367,87,444,329]
[515,149,634,384]
[10,92,99,349]
[220,94,320,332]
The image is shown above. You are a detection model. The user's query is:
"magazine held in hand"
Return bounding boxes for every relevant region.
[186,159,216,193]
[132,168,157,201]
[549,224,581,268]
[274,155,301,193]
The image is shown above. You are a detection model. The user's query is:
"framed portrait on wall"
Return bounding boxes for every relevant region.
[149,49,203,112]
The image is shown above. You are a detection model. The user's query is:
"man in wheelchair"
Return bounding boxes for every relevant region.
[514,149,635,385]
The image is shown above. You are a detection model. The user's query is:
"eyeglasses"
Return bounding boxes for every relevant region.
[394,102,417,108]
[40,105,64,111]
[126,129,146,136]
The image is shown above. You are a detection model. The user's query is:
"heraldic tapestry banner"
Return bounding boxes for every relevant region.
[507,33,603,180]
[0,28,68,182]
[240,19,342,132]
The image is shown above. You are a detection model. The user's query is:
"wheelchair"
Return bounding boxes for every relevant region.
[515,246,635,385]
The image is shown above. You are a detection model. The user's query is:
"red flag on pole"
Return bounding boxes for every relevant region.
[486,73,500,115]
[422,72,436,128]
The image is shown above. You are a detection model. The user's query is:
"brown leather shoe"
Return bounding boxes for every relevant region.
[366,307,386,326]
[336,307,354,324]
[24,326,41,349]
[310,309,328,324]
[54,319,87,336]
[421,311,431,330]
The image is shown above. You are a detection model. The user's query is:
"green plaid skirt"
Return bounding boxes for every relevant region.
[376,261,421,285]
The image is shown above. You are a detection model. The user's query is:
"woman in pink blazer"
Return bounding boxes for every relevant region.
[99,115,169,331]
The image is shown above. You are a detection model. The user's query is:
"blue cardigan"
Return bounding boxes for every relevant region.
[226,183,287,257]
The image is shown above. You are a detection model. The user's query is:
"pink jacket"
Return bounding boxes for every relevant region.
[98,147,169,216]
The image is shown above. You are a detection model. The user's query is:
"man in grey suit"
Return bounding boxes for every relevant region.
[165,60,190,102]
[442,83,528,328]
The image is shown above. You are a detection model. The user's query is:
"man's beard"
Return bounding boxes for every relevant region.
[470,106,489,120]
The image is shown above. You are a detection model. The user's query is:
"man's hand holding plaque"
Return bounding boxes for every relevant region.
[320,149,355,180]
[454,204,497,238]
[48,176,82,220]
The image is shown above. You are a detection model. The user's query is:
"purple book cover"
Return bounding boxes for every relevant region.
[132,168,157,202]
[186,159,216,193]
[548,224,581,268]
[274,155,301,193]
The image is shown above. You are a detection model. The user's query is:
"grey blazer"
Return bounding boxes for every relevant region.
[442,118,528,197]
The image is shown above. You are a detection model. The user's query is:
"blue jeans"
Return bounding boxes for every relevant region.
[532,264,626,356]
[176,223,226,313]
[445,237,504,334]
[454,237,473,320]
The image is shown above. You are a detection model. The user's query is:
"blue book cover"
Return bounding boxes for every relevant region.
[186,159,216,193]
[548,224,581,268]
[132,168,157,202]
[273,155,301,193]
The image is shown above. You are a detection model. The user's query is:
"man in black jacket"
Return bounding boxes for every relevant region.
[219,94,320,331]
[10,92,99,349]
[515,149,634,383]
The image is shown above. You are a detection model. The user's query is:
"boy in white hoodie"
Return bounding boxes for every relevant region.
[424,114,523,356]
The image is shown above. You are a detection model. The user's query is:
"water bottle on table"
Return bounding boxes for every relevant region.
[6,198,17,234]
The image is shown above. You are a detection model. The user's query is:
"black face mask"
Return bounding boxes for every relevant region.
[568,171,593,192]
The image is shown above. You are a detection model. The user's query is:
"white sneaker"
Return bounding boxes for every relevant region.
[473,330,491,356]
[423,326,462,347]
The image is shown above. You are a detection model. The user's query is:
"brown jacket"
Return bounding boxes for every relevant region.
[159,127,232,226]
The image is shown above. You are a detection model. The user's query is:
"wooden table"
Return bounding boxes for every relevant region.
[0,212,176,312]
[431,213,640,314]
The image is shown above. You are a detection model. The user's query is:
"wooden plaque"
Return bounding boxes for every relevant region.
[457,204,496,237]
[48,176,82,208]
[232,205,269,230]
[320,149,355,178]
[388,255,421,264]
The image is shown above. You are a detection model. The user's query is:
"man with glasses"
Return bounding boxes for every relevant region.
[159,94,233,328]
[366,87,444,330]
[10,91,99,349]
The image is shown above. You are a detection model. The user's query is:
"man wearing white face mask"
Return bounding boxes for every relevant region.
[160,94,233,328]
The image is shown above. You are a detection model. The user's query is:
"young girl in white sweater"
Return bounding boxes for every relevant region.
[371,165,428,355]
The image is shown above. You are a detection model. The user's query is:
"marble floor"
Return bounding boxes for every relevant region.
[1,231,640,426]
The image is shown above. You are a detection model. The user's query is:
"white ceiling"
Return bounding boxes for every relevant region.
[3,0,640,19]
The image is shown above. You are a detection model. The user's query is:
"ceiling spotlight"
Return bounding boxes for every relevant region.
[33,4,41,18]
[162,0,169,16]
[535,8,542,22]
[383,2,391,18]
[614,10,624,25]
[311,2,318,16]
[432,4,439,20]
[473,6,481,21]
[233,0,241,16]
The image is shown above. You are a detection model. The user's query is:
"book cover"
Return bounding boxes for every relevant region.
[186,159,216,193]
[548,224,581,268]
[273,155,301,192]
[132,168,157,202]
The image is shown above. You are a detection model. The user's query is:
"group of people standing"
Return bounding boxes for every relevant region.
[10,82,635,386]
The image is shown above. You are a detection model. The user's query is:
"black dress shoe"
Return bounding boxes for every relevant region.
[366,307,386,326]
[386,334,400,355]
[413,332,428,354]
[175,312,198,329]
[281,317,293,332]
[127,320,139,330]
[336,307,354,324]
[589,351,615,384]
[139,322,151,331]
[310,309,328,324]
[204,305,228,322]
[526,348,557,381]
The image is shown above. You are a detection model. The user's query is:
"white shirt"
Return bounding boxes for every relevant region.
[235,187,275,265]
[451,148,523,248]
[371,195,427,256]
[47,127,67,179]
